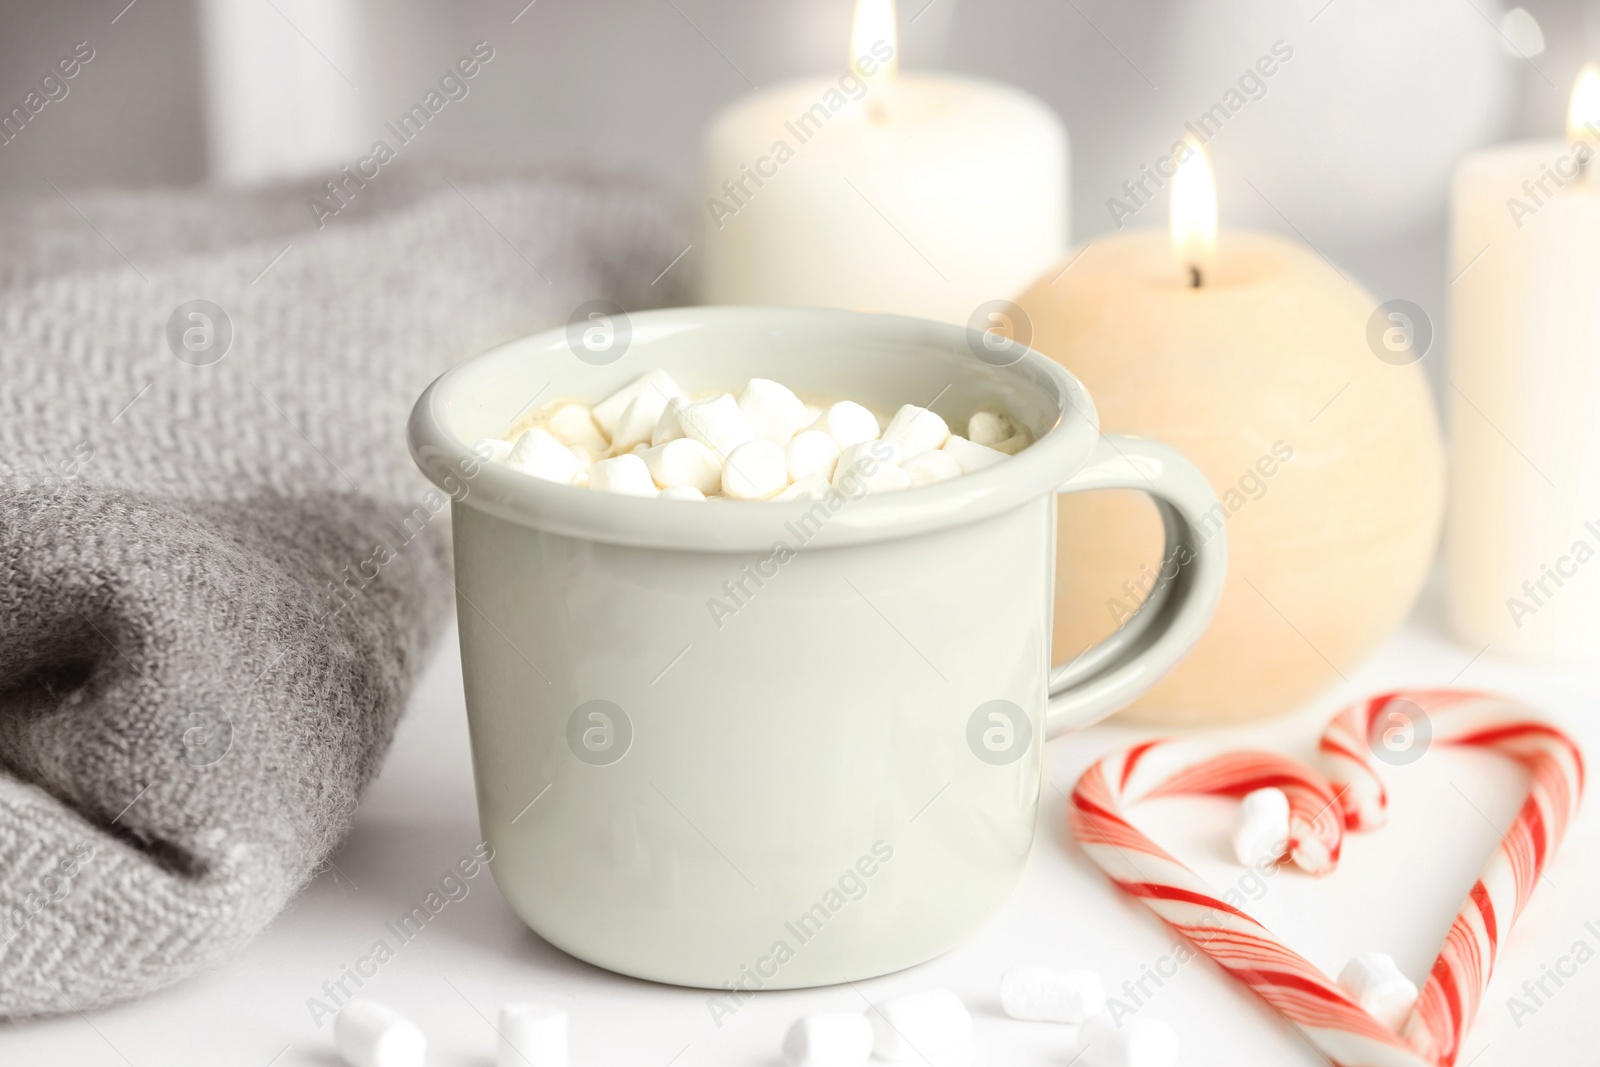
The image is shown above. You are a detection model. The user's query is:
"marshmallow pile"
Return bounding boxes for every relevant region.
[335,997,565,1067]
[781,968,1180,1067]
[476,370,1032,502]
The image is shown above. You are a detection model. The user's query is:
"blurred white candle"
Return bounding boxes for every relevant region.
[1448,64,1600,661]
[696,0,1068,325]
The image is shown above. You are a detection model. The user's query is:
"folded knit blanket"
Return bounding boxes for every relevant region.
[0,170,685,1015]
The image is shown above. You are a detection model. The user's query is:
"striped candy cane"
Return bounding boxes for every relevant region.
[1069,690,1583,1067]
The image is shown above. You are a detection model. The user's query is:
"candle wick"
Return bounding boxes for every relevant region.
[1188,265,1203,289]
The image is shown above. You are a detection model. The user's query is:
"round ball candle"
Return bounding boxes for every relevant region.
[1015,143,1445,725]
[696,0,1067,325]
[1447,65,1600,661]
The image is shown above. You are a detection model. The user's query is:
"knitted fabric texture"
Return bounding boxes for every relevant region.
[0,173,684,1015]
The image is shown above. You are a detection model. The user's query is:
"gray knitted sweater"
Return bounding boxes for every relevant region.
[0,171,683,1015]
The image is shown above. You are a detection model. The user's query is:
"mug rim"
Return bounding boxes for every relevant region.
[408,306,1100,552]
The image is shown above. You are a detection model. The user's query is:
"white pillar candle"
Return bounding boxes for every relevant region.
[696,0,1067,325]
[1448,65,1600,661]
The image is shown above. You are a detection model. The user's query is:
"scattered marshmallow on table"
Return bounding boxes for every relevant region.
[869,989,972,1061]
[334,999,425,1067]
[589,453,658,496]
[1000,966,1105,1023]
[722,439,789,500]
[1075,1013,1179,1067]
[498,1002,567,1067]
[507,429,583,485]
[1337,952,1419,1029]
[1233,786,1291,866]
[782,1011,873,1067]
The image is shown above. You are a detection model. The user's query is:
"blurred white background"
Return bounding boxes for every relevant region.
[1,0,1596,385]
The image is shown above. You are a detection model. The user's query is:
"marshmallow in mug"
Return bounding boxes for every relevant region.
[476,373,1032,500]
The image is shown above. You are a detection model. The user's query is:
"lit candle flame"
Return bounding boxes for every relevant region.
[1568,62,1600,148]
[1170,137,1217,286]
[851,0,898,88]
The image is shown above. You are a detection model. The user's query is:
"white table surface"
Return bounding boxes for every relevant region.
[4,578,1598,1067]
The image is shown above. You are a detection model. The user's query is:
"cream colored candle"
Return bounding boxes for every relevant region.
[1016,144,1445,724]
[1447,66,1600,662]
[696,0,1067,325]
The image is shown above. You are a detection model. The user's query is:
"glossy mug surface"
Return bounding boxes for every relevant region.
[408,307,1226,989]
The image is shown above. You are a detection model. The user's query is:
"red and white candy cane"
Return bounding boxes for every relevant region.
[1069,689,1584,1067]
[1320,690,1583,1065]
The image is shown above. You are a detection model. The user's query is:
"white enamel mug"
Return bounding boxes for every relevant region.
[408,307,1225,990]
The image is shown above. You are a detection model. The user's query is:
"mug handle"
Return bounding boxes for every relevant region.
[1044,434,1228,739]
